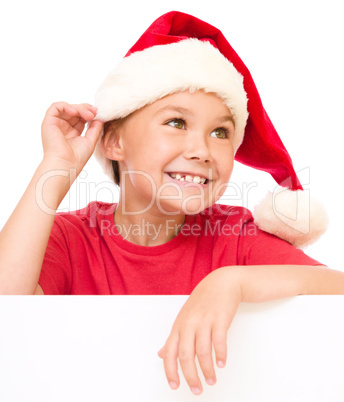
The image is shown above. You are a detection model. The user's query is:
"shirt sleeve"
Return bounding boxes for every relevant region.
[38,216,73,295]
[237,221,325,266]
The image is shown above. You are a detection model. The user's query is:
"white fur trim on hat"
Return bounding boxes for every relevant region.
[94,38,248,179]
[253,186,329,248]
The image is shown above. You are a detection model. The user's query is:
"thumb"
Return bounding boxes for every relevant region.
[84,119,104,149]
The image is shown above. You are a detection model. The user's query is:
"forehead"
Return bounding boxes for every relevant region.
[131,90,233,121]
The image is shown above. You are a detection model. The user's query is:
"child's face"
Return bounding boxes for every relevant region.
[114,90,235,215]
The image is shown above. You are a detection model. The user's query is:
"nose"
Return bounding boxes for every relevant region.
[183,133,213,163]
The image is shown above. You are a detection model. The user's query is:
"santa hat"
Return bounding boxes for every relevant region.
[94,10,328,248]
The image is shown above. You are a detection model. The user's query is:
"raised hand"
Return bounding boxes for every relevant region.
[41,102,103,173]
[0,102,103,294]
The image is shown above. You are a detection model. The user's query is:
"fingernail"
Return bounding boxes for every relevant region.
[206,378,215,385]
[191,387,202,395]
[169,381,178,390]
[217,360,225,368]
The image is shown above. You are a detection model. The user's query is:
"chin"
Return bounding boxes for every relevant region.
[181,198,209,215]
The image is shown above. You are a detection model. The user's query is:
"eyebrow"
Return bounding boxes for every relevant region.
[154,106,192,116]
[155,105,235,125]
[217,115,235,126]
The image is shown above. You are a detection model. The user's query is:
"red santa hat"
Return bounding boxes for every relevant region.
[94,10,328,248]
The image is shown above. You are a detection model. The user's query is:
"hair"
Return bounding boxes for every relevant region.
[111,160,120,186]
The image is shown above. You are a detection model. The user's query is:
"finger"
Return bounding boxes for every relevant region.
[75,103,98,112]
[178,330,203,395]
[46,102,78,121]
[212,324,228,369]
[70,103,98,122]
[71,118,87,134]
[161,333,180,390]
[49,106,96,139]
[84,120,104,148]
[49,115,87,140]
[47,102,96,123]
[195,328,217,386]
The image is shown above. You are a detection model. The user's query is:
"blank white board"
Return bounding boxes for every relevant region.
[0,296,343,401]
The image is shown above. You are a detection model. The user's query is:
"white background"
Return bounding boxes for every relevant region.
[0,0,343,269]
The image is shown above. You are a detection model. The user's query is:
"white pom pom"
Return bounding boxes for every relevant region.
[253,186,329,248]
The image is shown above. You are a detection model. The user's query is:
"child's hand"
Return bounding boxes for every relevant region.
[158,264,344,395]
[157,267,242,395]
[41,102,104,172]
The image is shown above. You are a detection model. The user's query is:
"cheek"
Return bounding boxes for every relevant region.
[218,147,235,177]
[213,151,234,198]
[225,158,234,180]
[215,183,229,200]
[128,171,157,194]
[126,129,172,157]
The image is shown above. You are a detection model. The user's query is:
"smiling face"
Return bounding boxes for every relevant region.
[104,90,236,216]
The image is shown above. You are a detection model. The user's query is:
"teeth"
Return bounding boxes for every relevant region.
[168,172,207,184]
[185,175,193,183]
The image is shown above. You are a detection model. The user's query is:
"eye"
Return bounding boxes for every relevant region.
[166,119,185,129]
[210,127,229,139]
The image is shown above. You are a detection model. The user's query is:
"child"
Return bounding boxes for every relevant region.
[0,10,343,396]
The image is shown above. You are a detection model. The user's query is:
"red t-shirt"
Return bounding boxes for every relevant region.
[38,201,323,295]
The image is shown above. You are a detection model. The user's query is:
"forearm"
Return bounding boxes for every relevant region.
[220,265,344,303]
[0,158,75,294]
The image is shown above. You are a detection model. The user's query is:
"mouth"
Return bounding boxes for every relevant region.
[165,172,210,185]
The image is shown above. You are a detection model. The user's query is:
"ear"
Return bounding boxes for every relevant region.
[100,121,125,161]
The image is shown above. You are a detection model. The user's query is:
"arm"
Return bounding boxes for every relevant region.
[158,264,344,395]
[0,102,103,294]
[235,264,344,301]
